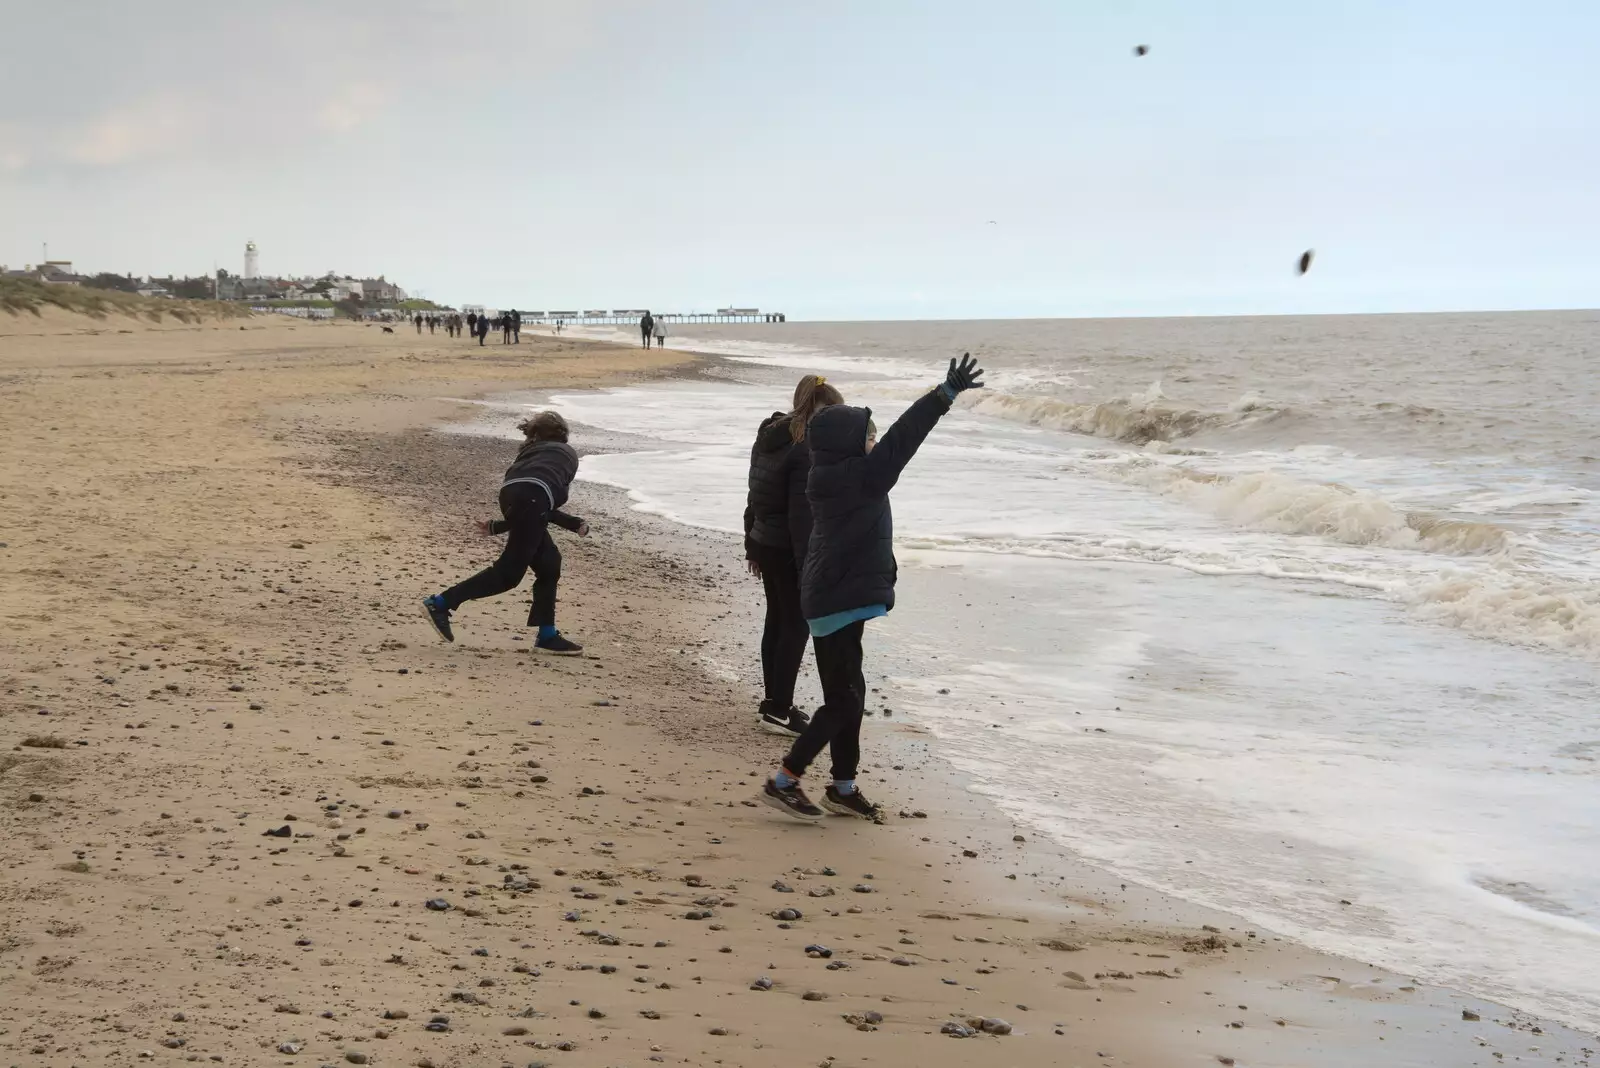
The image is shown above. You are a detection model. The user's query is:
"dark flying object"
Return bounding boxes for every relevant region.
[1298,250,1315,275]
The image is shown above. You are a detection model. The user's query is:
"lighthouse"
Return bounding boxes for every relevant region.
[244,241,259,280]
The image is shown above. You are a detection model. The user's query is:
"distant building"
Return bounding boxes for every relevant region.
[360,277,407,304]
[38,261,84,286]
[14,255,416,304]
[0,260,87,284]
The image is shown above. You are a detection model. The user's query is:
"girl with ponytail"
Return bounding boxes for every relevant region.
[744,374,845,736]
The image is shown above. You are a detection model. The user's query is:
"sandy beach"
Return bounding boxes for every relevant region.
[2,311,1593,1068]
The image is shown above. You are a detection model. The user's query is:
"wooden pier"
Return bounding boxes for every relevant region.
[520,308,786,325]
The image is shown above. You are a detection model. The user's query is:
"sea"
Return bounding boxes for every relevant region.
[529,313,1600,1033]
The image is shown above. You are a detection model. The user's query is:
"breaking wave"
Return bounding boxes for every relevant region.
[903,530,1600,659]
[1146,469,1512,556]
[1411,573,1600,659]
[965,381,1285,445]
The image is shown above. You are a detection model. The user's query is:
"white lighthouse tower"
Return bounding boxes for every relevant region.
[243,241,259,280]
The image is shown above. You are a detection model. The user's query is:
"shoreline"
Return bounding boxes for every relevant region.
[444,369,1600,1059]
[0,314,1591,1067]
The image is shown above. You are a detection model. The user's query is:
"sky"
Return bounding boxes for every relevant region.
[2,0,1597,320]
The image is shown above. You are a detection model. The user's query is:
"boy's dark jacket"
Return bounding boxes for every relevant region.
[800,389,952,620]
[492,440,583,533]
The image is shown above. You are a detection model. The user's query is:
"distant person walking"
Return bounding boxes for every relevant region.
[414,313,423,334]
[501,312,513,345]
[653,315,667,348]
[467,312,479,339]
[639,312,654,349]
[511,309,522,344]
[477,315,489,346]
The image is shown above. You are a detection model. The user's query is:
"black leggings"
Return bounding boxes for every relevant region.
[754,544,808,710]
[783,620,866,781]
[440,484,562,627]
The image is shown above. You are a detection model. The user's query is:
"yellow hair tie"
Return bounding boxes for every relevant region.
[815,376,827,385]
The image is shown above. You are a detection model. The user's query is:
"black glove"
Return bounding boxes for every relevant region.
[944,352,985,394]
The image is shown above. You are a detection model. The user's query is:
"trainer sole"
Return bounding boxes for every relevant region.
[534,647,584,657]
[758,717,803,737]
[422,603,454,643]
[760,789,823,823]
[820,795,884,822]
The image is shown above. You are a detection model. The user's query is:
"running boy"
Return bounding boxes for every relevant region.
[423,411,588,654]
[761,354,984,821]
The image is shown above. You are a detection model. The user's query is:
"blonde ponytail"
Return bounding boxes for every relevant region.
[789,374,844,443]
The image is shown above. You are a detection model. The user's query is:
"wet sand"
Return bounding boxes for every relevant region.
[1,313,1591,1067]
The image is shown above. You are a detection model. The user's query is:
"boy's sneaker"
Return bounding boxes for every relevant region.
[761,776,823,822]
[422,595,454,643]
[535,632,583,656]
[821,785,884,823]
[758,701,812,737]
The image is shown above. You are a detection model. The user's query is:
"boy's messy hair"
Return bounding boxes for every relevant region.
[517,411,570,443]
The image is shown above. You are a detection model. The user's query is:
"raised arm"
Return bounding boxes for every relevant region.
[862,354,984,496]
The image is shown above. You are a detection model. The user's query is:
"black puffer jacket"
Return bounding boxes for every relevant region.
[800,388,953,620]
[744,414,814,566]
[501,439,579,510]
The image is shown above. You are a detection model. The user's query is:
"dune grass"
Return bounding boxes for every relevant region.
[1,277,252,324]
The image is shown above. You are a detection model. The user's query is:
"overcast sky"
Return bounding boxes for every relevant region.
[2,0,1596,319]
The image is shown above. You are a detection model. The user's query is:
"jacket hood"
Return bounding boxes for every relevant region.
[513,439,576,465]
[807,404,872,464]
[755,413,794,452]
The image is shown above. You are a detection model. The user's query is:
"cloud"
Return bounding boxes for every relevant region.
[71,93,203,166]
[316,82,394,134]
[0,1,595,175]
[0,122,27,172]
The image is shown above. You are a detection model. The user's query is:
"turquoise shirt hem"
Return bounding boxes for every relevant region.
[808,604,888,637]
